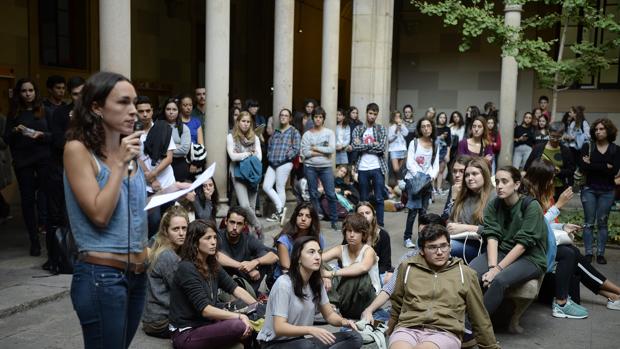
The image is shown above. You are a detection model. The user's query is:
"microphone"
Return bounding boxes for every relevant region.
[128,120,145,172]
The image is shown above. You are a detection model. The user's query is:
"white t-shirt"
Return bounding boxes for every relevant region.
[358,127,381,171]
[413,142,433,173]
[140,133,176,193]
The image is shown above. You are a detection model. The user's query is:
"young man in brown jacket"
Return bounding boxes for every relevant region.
[389,224,500,349]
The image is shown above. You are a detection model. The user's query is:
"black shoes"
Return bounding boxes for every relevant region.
[585,254,593,264]
[597,255,607,265]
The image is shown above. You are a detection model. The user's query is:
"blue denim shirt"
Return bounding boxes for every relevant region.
[64,155,148,253]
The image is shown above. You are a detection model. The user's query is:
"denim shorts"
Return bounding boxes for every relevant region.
[390,150,407,159]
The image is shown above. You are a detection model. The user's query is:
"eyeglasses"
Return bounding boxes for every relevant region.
[424,243,450,253]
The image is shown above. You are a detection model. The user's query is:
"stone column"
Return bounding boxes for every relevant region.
[205,0,230,203]
[272,0,295,122]
[497,4,522,167]
[350,0,394,124]
[99,0,132,77]
[321,0,341,133]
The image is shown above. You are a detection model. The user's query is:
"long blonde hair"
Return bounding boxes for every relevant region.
[149,206,189,271]
[232,111,256,143]
[450,157,493,224]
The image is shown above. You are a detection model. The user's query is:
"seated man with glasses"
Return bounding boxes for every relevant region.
[524,121,576,200]
[388,224,499,349]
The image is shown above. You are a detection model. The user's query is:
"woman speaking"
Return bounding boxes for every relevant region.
[63,72,148,348]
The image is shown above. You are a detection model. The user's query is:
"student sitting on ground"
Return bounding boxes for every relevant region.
[216,206,279,295]
[257,236,362,349]
[142,206,188,338]
[389,224,500,349]
[273,202,326,280]
[360,213,443,323]
[356,201,394,284]
[168,219,256,349]
[321,213,380,319]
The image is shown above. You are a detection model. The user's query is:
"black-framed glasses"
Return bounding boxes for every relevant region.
[425,243,450,253]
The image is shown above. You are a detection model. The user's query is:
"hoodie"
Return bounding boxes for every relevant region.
[390,254,500,349]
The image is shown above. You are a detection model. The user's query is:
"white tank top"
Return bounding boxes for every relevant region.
[340,244,381,293]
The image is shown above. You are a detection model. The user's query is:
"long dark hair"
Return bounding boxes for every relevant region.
[523,159,555,211]
[179,219,220,279]
[67,71,130,159]
[288,236,323,304]
[159,97,184,136]
[275,202,321,246]
[337,108,348,127]
[196,178,220,219]
[9,78,44,119]
[450,111,464,128]
[571,106,586,130]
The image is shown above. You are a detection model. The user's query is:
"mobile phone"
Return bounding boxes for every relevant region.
[572,184,580,193]
[134,120,145,132]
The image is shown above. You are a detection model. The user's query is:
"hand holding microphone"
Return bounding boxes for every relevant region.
[123,121,145,171]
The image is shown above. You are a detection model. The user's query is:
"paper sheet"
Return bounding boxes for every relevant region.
[144,162,216,211]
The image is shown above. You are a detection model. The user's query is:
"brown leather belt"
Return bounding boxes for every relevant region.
[80,254,147,274]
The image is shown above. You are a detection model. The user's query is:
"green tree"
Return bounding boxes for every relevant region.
[413,0,620,120]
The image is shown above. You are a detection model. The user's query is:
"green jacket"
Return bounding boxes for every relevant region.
[482,196,548,273]
[390,255,500,349]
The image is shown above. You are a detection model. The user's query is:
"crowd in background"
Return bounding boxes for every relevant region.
[2,72,620,349]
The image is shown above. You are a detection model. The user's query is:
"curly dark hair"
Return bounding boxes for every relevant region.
[288,236,323,304]
[274,202,321,247]
[66,72,130,159]
[416,116,436,140]
[9,78,44,119]
[590,118,617,143]
[179,219,220,279]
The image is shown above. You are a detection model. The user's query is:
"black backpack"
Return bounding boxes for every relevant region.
[48,226,78,274]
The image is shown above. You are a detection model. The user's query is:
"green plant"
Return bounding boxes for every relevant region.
[558,209,620,244]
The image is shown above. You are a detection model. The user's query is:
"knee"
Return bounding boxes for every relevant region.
[228,319,247,336]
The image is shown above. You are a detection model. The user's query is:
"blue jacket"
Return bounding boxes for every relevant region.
[234,155,262,190]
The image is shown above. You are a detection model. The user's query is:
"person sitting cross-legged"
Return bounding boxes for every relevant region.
[388,224,500,349]
[216,206,278,295]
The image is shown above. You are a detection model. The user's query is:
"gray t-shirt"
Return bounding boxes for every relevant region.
[454,191,497,233]
[257,275,329,342]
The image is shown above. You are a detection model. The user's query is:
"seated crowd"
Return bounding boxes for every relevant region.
[4,73,620,349]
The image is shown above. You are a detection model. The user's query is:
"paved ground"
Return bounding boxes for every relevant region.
[0,194,618,348]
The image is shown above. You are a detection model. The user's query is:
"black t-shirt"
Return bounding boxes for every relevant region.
[4,110,51,169]
[217,229,269,274]
[49,103,73,168]
[374,229,393,274]
[169,260,237,329]
[581,143,620,191]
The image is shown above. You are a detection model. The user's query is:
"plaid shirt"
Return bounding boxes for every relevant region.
[351,123,388,175]
[267,126,301,168]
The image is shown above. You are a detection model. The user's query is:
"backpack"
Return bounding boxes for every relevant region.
[493,196,557,273]
[49,226,78,274]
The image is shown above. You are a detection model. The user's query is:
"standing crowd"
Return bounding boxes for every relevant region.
[1,72,620,349]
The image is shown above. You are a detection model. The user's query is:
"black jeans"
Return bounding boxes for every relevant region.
[15,162,50,248]
[554,245,578,300]
[45,164,68,259]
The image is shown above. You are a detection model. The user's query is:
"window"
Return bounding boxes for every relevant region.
[39,0,88,69]
[564,0,620,89]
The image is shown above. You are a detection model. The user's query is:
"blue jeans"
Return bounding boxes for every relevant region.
[358,168,385,226]
[71,261,147,349]
[304,165,338,224]
[450,238,482,264]
[403,189,431,241]
[581,187,615,256]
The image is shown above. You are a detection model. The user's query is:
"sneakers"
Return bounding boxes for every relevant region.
[266,213,280,223]
[404,238,416,248]
[607,298,620,311]
[552,299,588,319]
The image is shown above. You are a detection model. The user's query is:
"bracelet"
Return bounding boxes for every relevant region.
[496,265,504,271]
[488,265,496,270]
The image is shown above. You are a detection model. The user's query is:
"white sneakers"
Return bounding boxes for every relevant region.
[607,298,620,311]
[404,238,416,248]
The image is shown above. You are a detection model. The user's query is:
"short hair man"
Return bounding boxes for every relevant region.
[538,95,550,119]
[43,75,66,114]
[388,224,499,349]
[135,96,176,236]
[191,87,206,123]
[351,102,388,227]
[217,207,278,294]
[232,97,243,111]
[360,213,443,322]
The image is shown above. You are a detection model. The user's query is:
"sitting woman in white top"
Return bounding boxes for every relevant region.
[257,236,362,349]
[321,213,381,319]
